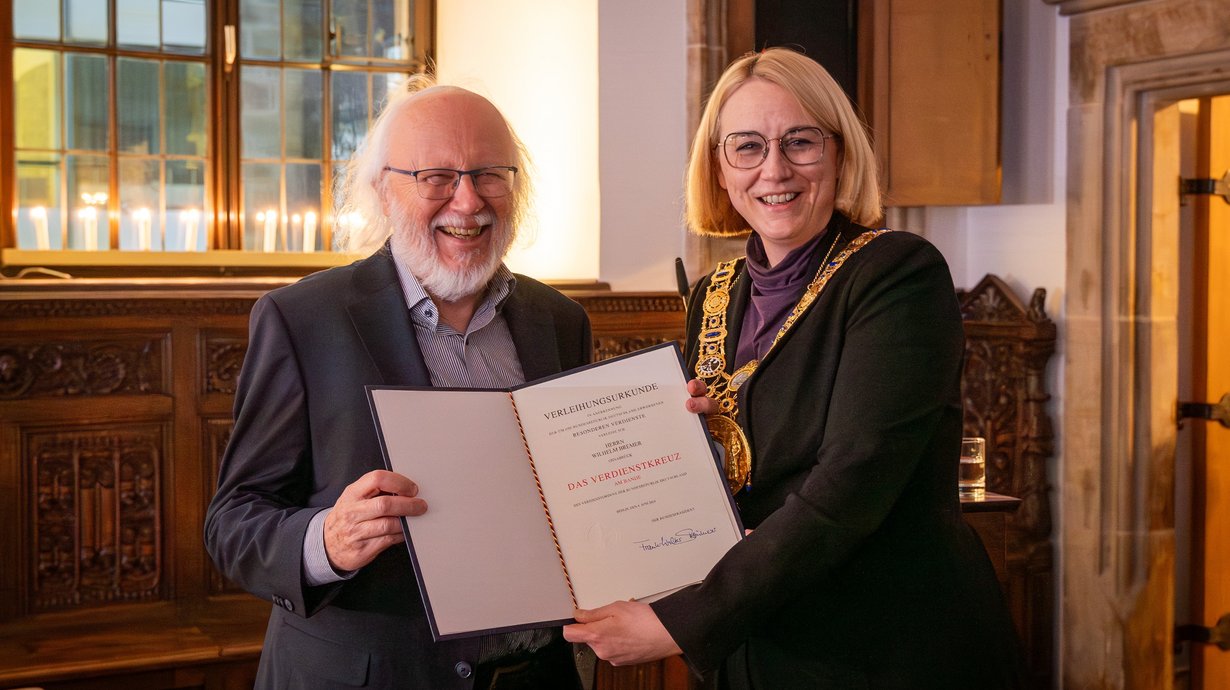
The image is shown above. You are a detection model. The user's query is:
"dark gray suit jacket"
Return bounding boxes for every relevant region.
[652,215,1024,689]
[204,248,592,688]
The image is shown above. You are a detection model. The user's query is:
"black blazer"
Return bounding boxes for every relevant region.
[204,249,592,688]
[651,215,1023,689]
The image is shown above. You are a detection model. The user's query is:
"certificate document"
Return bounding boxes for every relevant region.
[367,342,742,640]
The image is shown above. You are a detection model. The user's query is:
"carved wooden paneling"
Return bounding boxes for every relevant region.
[574,292,687,364]
[0,336,166,399]
[30,426,163,611]
[575,293,687,315]
[202,333,246,396]
[0,284,270,689]
[957,274,1057,689]
[594,336,681,362]
[0,297,256,319]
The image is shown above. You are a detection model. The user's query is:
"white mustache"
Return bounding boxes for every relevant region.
[432,211,496,229]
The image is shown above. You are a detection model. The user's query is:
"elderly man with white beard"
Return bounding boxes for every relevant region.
[204,77,602,690]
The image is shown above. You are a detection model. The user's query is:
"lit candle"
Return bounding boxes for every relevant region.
[290,213,302,252]
[262,209,277,252]
[31,206,50,250]
[134,208,152,251]
[303,211,317,253]
[78,207,98,251]
[182,209,200,251]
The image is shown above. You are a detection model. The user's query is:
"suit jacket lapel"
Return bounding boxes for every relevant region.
[346,250,432,386]
[503,283,562,382]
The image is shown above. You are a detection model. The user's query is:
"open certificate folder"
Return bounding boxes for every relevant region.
[367,342,743,640]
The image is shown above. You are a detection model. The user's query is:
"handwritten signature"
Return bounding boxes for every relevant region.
[635,527,718,551]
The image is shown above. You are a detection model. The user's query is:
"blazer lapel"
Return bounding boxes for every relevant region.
[346,250,432,386]
[503,284,562,382]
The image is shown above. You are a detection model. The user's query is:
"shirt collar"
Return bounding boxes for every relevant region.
[394,260,518,331]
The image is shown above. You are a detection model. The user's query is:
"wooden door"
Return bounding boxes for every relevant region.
[1190,93,1230,689]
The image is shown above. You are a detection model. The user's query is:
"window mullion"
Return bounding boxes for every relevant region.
[215,0,243,250]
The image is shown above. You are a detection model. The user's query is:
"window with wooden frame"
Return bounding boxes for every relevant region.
[1,0,431,271]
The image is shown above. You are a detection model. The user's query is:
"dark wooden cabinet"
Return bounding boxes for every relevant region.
[0,275,1053,690]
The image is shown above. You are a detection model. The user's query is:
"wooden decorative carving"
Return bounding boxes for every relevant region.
[594,336,682,362]
[957,274,1057,689]
[204,335,248,395]
[572,292,687,363]
[574,294,687,314]
[0,337,165,399]
[30,428,163,611]
[0,297,256,319]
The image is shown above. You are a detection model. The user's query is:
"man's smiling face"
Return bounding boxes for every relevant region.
[382,87,519,302]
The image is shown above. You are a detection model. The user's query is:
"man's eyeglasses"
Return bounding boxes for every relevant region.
[383,166,519,200]
[717,127,837,169]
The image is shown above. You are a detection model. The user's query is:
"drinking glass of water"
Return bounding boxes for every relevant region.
[959,437,986,500]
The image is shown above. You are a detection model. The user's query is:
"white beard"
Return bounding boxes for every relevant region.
[388,202,514,303]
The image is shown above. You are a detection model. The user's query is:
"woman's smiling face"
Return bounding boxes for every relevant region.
[715,78,842,266]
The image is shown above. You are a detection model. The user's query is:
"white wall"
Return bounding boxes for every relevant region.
[597,1,689,291]
[437,0,688,291]
[436,0,601,282]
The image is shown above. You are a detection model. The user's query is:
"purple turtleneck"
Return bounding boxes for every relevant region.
[734,228,833,369]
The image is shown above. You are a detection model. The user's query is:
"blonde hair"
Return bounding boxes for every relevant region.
[333,74,534,254]
[685,48,882,236]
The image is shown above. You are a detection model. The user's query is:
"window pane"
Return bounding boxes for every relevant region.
[284,0,323,61]
[15,153,62,250]
[372,72,406,117]
[66,53,108,151]
[241,66,282,158]
[242,162,281,251]
[330,0,413,59]
[166,62,207,156]
[372,0,409,59]
[13,0,61,40]
[330,71,406,162]
[65,0,108,44]
[284,69,322,159]
[332,0,369,58]
[13,49,61,150]
[241,0,281,60]
[119,159,162,250]
[167,160,207,250]
[119,58,161,154]
[67,155,110,250]
[163,0,206,53]
[117,0,160,48]
[286,163,321,251]
[331,71,368,161]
